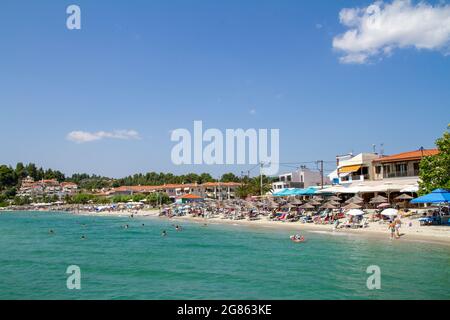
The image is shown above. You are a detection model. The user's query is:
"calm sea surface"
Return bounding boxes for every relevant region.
[0,211,448,300]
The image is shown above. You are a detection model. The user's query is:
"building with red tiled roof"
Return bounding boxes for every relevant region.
[201,182,241,187]
[175,193,204,203]
[373,149,439,164]
[108,182,242,200]
[372,149,439,180]
[17,177,78,198]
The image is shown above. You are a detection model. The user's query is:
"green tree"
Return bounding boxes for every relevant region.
[0,165,17,190]
[146,192,170,206]
[13,196,31,206]
[419,125,450,194]
[70,193,95,204]
[3,187,17,198]
[235,176,271,199]
[198,173,214,183]
[221,172,240,183]
[15,162,26,180]
[0,194,8,207]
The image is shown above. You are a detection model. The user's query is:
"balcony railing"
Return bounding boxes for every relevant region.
[384,170,419,178]
[341,174,369,182]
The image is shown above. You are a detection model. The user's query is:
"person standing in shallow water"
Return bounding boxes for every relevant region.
[394,216,402,238]
[388,221,397,240]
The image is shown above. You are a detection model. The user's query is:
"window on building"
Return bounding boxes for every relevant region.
[395,163,407,173]
[375,166,381,174]
[287,175,292,182]
[413,162,420,175]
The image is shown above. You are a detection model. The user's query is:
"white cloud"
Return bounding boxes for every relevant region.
[249,108,257,115]
[333,0,450,64]
[67,130,141,143]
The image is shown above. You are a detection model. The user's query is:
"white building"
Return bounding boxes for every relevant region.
[334,153,379,184]
[272,167,326,191]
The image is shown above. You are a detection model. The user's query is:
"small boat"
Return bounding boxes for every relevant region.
[290,235,305,243]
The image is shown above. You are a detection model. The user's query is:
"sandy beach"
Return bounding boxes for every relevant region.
[62,208,450,246]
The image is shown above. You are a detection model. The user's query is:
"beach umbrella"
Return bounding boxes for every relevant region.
[395,193,414,209]
[370,195,388,204]
[345,196,364,204]
[300,203,315,209]
[345,198,363,204]
[312,196,324,201]
[381,208,398,217]
[346,209,365,216]
[282,203,296,209]
[342,203,362,210]
[328,196,342,201]
[267,203,279,209]
[290,199,303,205]
[244,201,256,208]
[308,200,322,206]
[326,200,340,206]
[410,189,450,204]
[321,203,337,209]
[377,202,391,209]
[395,194,413,201]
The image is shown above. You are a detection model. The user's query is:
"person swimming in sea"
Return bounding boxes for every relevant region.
[175,225,182,231]
[294,234,304,241]
[123,224,129,229]
[161,230,167,236]
[49,229,54,234]
[81,235,86,240]
[141,223,145,227]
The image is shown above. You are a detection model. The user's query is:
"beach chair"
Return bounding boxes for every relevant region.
[340,220,352,229]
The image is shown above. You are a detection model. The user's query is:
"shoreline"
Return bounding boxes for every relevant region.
[3,208,450,246]
[168,215,450,246]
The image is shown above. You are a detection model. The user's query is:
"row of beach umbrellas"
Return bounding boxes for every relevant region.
[207,192,418,212]
[347,208,398,217]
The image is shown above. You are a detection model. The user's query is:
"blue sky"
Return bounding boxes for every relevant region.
[0,0,449,178]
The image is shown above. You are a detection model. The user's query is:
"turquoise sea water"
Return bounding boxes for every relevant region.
[0,211,449,300]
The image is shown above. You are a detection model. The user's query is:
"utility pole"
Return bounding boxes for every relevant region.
[218,176,222,201]
[317,160,324,189]
[336,156,340,185]
[260,162,264,196]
